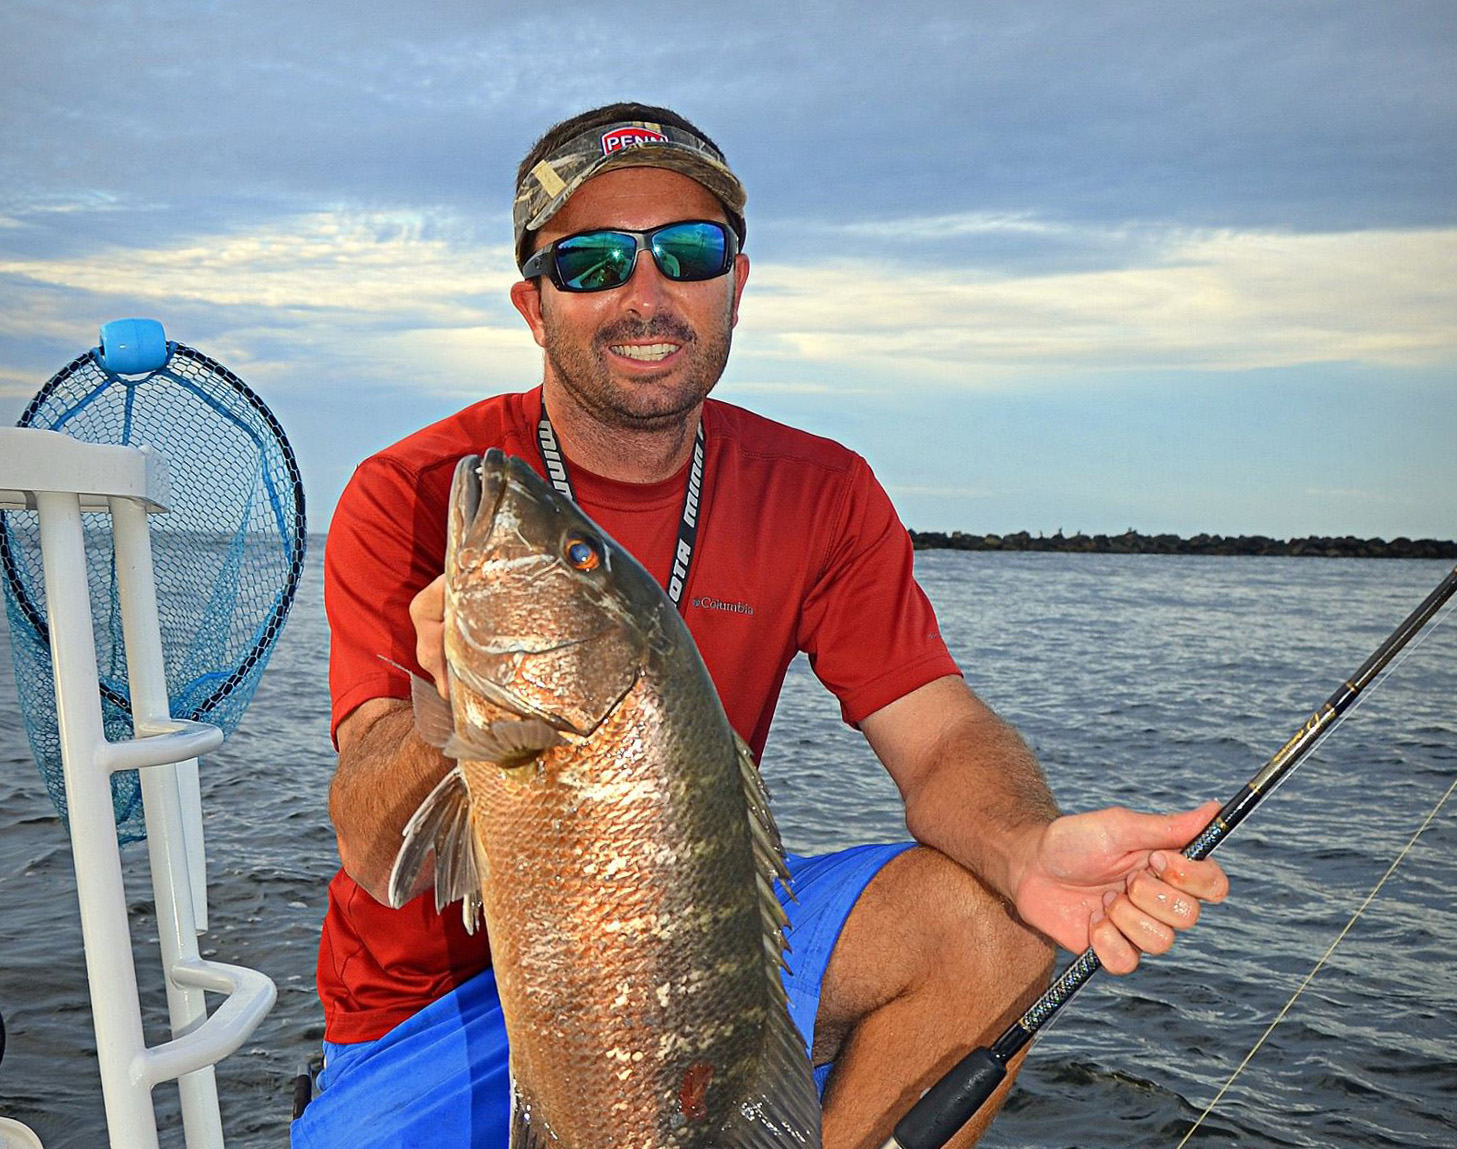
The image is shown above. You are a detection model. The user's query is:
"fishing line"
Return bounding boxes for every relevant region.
[1053,596,1455,1062]
[1172,595,1456,1143]
[1175,769,1457,1148]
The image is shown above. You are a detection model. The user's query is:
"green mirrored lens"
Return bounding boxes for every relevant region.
[542,222,732,291]
[651,223,728,280]
[554,233,638,290]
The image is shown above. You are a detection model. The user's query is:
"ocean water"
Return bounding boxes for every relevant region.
[1,550,1453,1147]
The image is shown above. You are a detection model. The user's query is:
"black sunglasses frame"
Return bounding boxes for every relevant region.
[520,220,740,293]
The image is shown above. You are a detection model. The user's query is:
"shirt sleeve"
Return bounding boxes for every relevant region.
[795,454,961,725]
[323,454,450,742]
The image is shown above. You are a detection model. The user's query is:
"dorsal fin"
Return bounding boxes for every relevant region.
[718,733,822,1147]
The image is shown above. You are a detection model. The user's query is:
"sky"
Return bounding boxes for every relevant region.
[1,0,1454,539]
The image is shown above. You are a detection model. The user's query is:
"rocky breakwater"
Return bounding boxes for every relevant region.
[908,529,1457,559]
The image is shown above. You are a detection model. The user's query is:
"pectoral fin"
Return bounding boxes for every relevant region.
[379,655,565,767]
[445,719,564,768]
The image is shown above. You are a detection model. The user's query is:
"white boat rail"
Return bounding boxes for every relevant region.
[0,427,277,1149]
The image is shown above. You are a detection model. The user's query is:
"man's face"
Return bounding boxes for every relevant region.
[511,167,749,432]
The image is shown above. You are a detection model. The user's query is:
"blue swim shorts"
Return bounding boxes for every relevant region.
[291,841,914,1148]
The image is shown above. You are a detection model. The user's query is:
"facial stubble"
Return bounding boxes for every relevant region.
[540,290,736,433]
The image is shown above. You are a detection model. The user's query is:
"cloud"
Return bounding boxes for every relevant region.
[736,225,1457,385]
[3,1,1454,244]
[0,207,536,399]
[4,212,1454,408]
[2,2,1452,538]
[0,210,509,318]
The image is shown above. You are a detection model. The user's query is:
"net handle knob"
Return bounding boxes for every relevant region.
[98,318,169,375]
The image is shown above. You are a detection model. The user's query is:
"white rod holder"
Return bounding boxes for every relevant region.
[132,959,277,1088]
[94,721,223,774]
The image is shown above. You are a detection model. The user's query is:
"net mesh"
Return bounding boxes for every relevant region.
[1,342,306,845]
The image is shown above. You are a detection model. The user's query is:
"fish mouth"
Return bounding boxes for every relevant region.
[452,448,593,664]
[477,447,557,515]
[456,448,485,532]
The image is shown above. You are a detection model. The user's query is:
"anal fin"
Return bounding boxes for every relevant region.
[717,995,823,1148]
[386,766,485,933]
[508,1080,558,1149]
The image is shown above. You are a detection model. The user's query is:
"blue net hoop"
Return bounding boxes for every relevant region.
[1,331,306,845]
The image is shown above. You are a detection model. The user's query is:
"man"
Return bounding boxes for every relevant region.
[294,102,1228,1148]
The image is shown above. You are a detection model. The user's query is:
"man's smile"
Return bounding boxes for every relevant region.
[609,342,681,363]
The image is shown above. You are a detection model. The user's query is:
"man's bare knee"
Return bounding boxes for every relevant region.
[900,849,1053,1031]
[812,849,1053,1148]
[814,848,1052,1064]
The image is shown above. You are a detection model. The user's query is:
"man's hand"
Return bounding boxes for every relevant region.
[1011,802,1230,973]
[410,574,448,698]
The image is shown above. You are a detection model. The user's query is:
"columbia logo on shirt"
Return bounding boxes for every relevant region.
[690,595,755,616]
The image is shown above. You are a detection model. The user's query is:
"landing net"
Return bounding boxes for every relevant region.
[1,332,306,844]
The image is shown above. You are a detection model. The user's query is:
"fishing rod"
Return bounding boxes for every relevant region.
[884,563,1457,1149]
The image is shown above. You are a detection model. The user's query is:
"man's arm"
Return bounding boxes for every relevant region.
[328,577,453,905]
[329,699,451,904]
[861,675,1228,973]
[862,675,1057,899]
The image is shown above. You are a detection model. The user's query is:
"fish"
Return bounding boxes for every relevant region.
[388,449,822,1149]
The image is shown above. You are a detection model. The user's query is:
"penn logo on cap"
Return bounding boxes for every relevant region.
[600,126,669,155]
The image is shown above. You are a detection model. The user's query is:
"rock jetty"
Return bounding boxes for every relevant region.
[907,529,1457,559]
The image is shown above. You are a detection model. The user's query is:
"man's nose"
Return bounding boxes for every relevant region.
[619,246,672,312]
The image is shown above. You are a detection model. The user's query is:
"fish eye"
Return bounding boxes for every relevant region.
[564,537,602,571]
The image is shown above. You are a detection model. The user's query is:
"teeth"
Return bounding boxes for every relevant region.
[611,343,677,362]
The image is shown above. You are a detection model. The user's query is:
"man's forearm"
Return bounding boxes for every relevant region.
[864,676,1060,905]
[904,705,1059,904]
[329,701,452,903]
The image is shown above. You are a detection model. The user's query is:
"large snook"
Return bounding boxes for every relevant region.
[388,449,821,1149]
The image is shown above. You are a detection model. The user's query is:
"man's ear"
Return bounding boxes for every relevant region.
[729,253,750,328]
[510,279,548,349]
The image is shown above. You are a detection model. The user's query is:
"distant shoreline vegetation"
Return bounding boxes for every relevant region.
[908,529,1457,559]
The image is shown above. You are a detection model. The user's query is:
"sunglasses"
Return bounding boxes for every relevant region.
[521,220,739,293]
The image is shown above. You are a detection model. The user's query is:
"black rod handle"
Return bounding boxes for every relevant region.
[885,1047,1008,1149]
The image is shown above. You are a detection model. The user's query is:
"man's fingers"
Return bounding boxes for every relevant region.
[1095,841,1231,974]
[1093,882,1186,975]
[1116,799,1224,851]
[1117,801,1231,905]
[1089,901,1142,975]
[408,574,446,625]
[1150,848,1230,904]
[1126,869,1202,933]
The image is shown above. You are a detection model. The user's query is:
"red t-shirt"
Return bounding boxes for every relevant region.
[318,387,958,1042]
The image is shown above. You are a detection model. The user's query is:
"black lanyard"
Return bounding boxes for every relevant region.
[536,403,705,611]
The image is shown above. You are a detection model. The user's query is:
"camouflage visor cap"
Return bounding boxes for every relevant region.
[514,121,747,269]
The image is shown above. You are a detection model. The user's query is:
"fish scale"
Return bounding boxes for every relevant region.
[479,677,770,1144]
